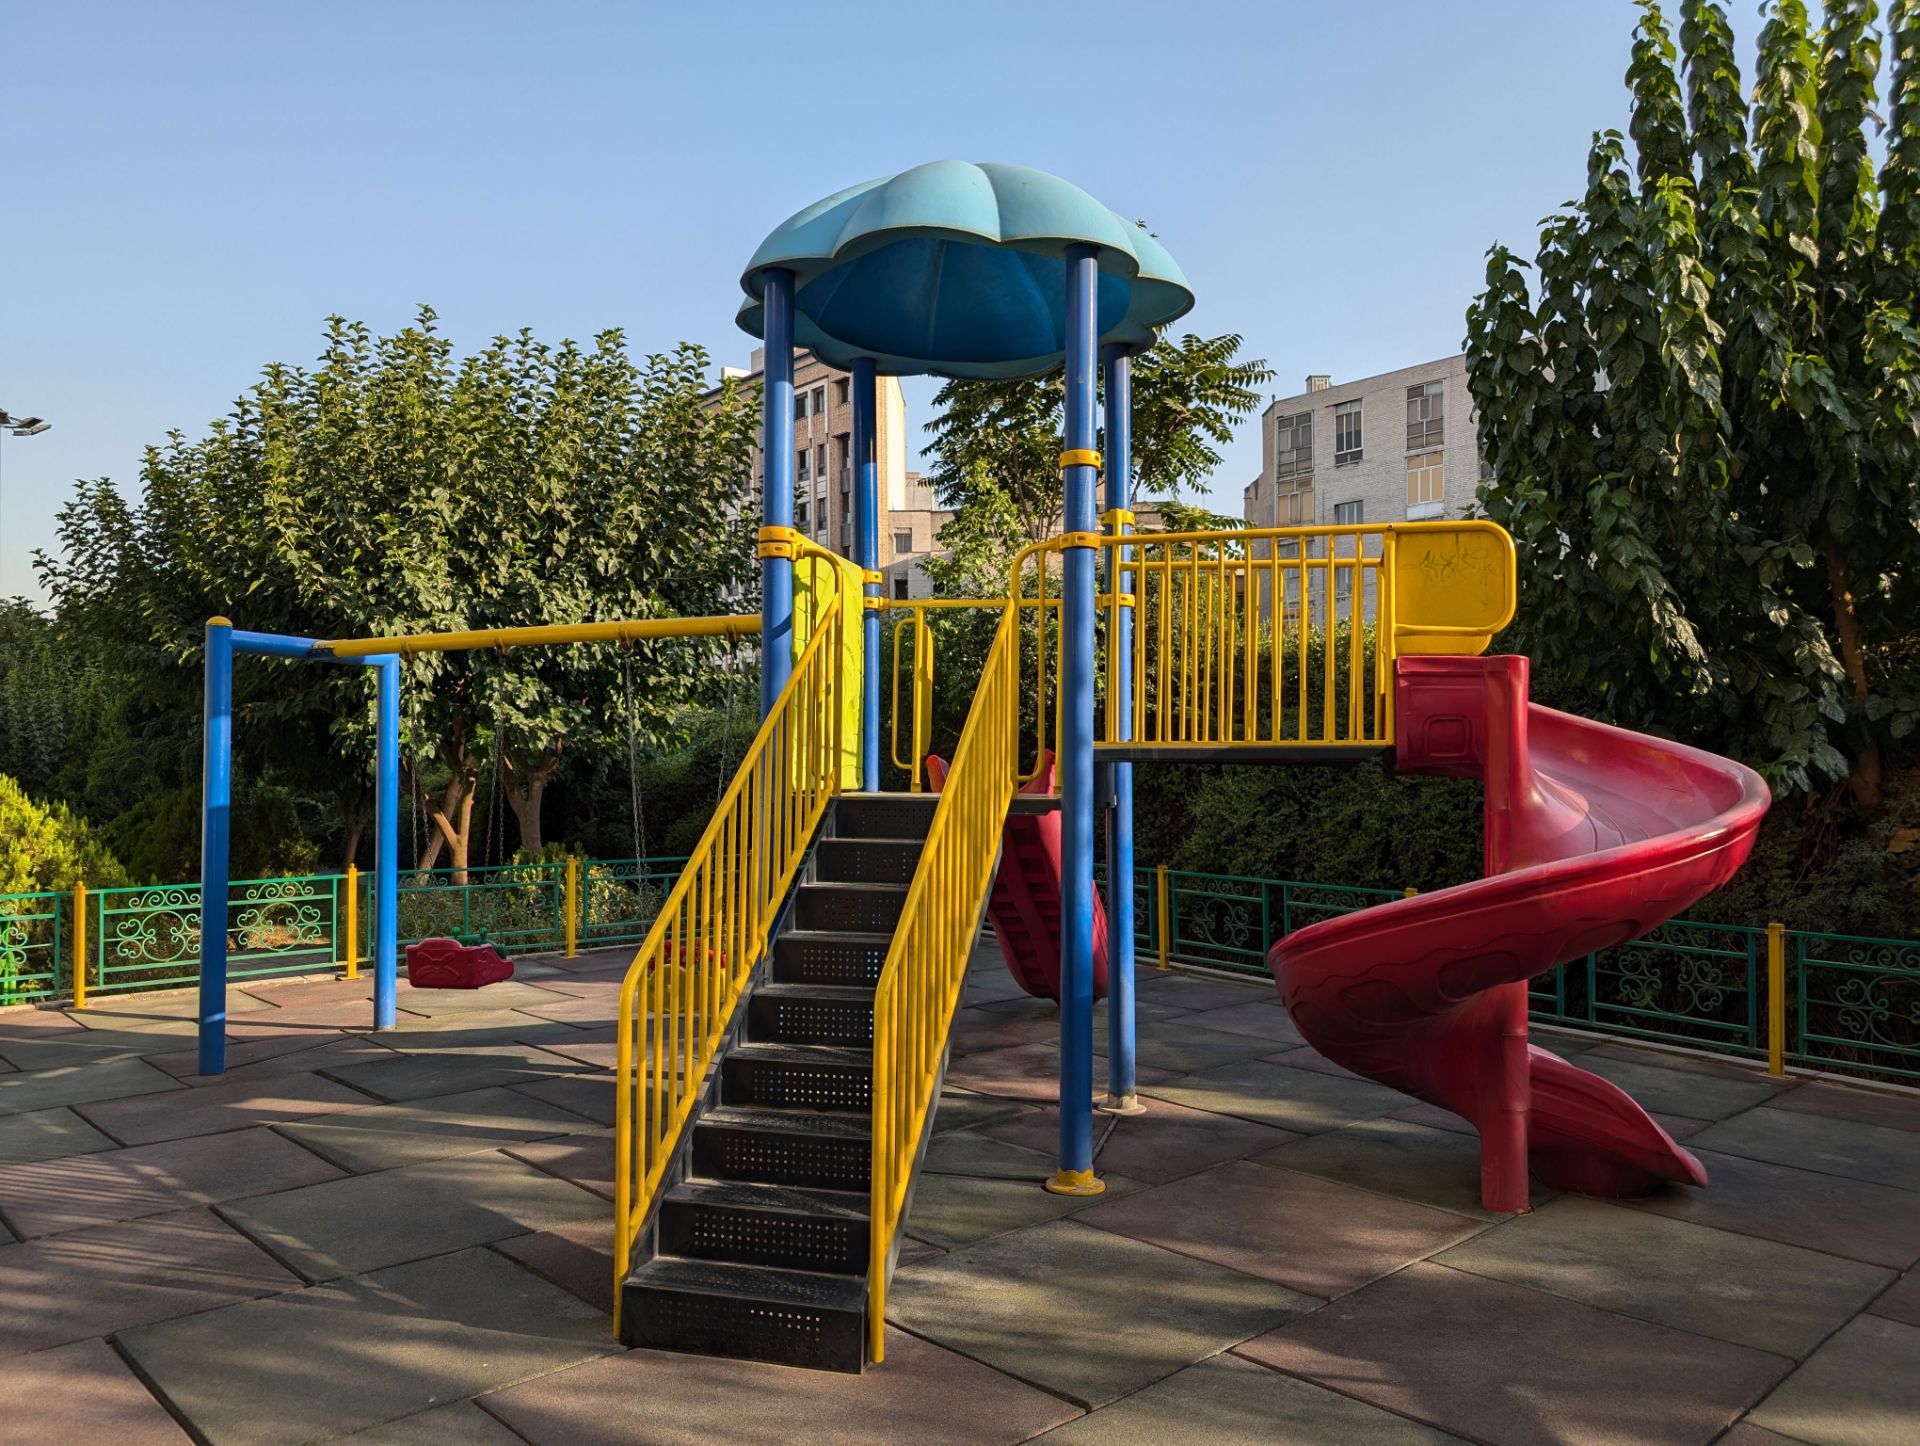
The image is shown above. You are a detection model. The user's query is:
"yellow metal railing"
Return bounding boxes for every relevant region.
[867,578,1029,1363]
[611,546,850,1335]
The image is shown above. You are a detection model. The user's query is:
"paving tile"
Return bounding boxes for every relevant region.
[970,995,1065,1022]
[1083,1157,1482,1298]
[946,1041,1174,1104]
[0,1337,192,1444]
[1690,1107,1920,1192]
[1625,1147,1920,1269]
[322,1042,596,1102]
[950,1007,1063,1056]
[1260,1044,1368,1080]
[0,1006,89,1039]
[510,1073,615,1127]
[0,1056,184,1118]
[929,1086,1037,1134]
[905,1170,1144,1248]
[1031,1352,1459,1444]
[527,1033,617,1070]
[1570,1050,1786,1119]
[0,1104,118,1163]
[372,1013,590,1052]
[1142,1058,1407,1135]
[0,1124,344,1238]
[1236,1261,1791,1445]
[221,1148,606,1280]
[155,1034,401,1088]
[1092,1021,1280,1074]
[119,1246,614,1444]
[512,975,620,1003]
[71,989,275,1024]
[0,1026,182,1071]
[1168,1000,1304,1045]
[1871,1269,1920,1327]
[1386,1097,1713,1145]
[492,1217,614,1314]
[512,994,620,1025]
[983,1094,1299,1184]
[74,1068,366,1144]
[504,1129,614,1199]
[1748,1315,1920,1446]
[391,981,583,1018]
[1435,1195,1892,1357]
[1715,1425,1805,1445]
[1761,1079,1920,1135]
[1133,974,1274,1012]
[0,1207,301,1355]
[1257,1116,1522,1221]
[923,1128,1060,1181]
[341,1399,525,1444]
[890,1218,1313,1408]
[277,1086,595,1173]
[483,1325,1080,1445]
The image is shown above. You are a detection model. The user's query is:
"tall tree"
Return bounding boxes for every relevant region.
[1467,0,1920,803]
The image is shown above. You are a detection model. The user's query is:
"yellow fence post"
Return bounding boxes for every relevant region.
[343,864,360,980]
[1155,865,1170,969]
[566,857,579,958]
[1767,921,1787,1078]
[71,881,87,1010]
[1403,887,1418,898]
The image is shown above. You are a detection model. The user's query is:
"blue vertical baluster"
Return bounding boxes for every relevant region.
[197,618,235,1077]
[1050,244,1103,1196]
[852,356,881,789]
[374,655,400,1030]
[1101,342,1143,1115]
[760,268,797,718]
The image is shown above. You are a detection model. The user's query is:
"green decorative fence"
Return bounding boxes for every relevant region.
[5,854,1917,1088]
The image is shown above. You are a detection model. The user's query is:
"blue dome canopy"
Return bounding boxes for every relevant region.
[737,161,1194,380]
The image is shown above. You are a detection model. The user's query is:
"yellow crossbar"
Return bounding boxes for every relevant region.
[319,614,758,659]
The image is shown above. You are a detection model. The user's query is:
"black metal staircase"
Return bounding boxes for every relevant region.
[618,792,939,1373]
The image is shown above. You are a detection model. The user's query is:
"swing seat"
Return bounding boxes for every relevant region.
[404,937,516,990]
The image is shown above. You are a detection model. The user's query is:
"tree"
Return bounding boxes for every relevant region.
[39,310,760,874]
[921,333,1273,551]
[1467,0,1920,803]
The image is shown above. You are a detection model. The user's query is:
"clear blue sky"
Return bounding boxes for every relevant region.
[0,0,1736,601]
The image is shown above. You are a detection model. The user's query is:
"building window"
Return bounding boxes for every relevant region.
[834,378,849,407]
[1407,380,1444,449]
[812,386,826,417]
[1274,410,1313,481]
[797,449,810,481]
[1333,500,1363,526]
[1275,492,1308,526]
[1334,401,1362,465]
[816,444,827,479]
[894,529,912,555]
[795,499,809,529]
[1407,452,1444,510]
[893,576,909,600]
[793,393,807,421]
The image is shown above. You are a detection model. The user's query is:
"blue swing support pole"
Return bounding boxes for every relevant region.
[759,267,797,719]
[1101,343,1143,1115]
[851,356,881,790]
[1048,244,1104,1197]
[373,655,401,1031]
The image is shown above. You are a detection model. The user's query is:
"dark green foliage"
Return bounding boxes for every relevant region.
[1466,0,1920,805]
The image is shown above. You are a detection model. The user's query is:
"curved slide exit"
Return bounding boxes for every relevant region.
[1269,655,1770,1211]
[927,751,1109,1004]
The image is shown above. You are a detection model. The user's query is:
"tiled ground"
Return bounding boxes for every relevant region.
[2,943,1918,1444]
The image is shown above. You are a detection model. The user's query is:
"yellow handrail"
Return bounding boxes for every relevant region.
[866,564,1033,1362]
[611,546,849,1336]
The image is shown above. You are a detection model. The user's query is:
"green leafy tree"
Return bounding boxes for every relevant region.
[0,773,127,895]
[1467,0,1920,803]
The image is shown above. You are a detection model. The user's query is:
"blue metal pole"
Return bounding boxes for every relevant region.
[1049,244,1103,1197]
[1101,343,1142,1115]
[197,618,235,1077]
[760,268,797,718]
[373,655,400,1030]
[852,357,881,790]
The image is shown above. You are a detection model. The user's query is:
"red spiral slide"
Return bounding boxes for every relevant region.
[926,751,1109,1003]
[1269,655,1770,1212]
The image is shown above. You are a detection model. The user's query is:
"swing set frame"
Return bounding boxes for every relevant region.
[195,612,759,1077]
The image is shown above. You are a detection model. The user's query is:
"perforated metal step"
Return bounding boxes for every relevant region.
[835,793,938,840]
[661,1179,870,1275]
[693,1104,870,1191]
[749,982,876,1047]
[795,882,908,933]
[815,837,924,884]
[772,931,891,988]
[724,1041,872,1111]
[621,1256,867,1372]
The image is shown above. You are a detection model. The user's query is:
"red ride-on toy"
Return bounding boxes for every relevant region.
[404,935,515,990]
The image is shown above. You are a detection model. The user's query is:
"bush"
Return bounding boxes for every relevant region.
[0,773,127,895]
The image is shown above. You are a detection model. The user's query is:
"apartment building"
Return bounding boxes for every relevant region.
[710,349,951,598]
[1241,354,1480,619]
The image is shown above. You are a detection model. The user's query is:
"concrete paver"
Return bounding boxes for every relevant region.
[0,1124,343,1238]
[984,1094,1298,1184]
[118,1246,614,1444]
[277,1085,595,1172]
[0,1103,118,1163]
[1434,1194,1894,1357]
[73,1068,367,1144]
[1690,1106,1920,1192]
[0,1056,184,1117]
[1747,1314,1920,1446]
[0,1337,192,1444]
[1143,1058,1407,1134]
[889,1218,1315,1408]
[1079,1157,1485,1299]
[1237,1261,1792,1445]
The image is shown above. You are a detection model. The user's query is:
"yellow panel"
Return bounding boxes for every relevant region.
[1392,521,1516,655]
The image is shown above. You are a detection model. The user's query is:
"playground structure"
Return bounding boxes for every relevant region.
[192,161,1771,1376]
